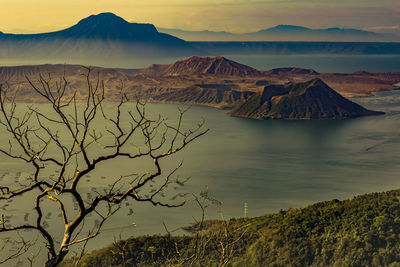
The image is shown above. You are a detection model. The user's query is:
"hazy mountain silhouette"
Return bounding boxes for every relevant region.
[0,14,399,66]
[253,25,384,41]
[159,25,397,42]
[257,25,376,35]
[0,12,197,60]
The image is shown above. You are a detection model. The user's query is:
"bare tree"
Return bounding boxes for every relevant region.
[179,199,249,267]
[110,233,131,267]
[213,214,249,267]
[165,190,249,267]
[0,67,208,266]
[0,233,34,265]
[172,193,211,267]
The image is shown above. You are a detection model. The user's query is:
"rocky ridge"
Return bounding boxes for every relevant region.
[0,56,397,119]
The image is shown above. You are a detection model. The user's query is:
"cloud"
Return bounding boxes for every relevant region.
[366,25,400,30]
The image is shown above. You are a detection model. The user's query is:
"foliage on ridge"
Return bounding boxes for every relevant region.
[62,189,400,266]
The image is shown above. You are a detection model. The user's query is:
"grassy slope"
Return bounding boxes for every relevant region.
[62,189,400,266]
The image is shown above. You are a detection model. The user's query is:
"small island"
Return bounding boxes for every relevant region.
[230,78,385,119]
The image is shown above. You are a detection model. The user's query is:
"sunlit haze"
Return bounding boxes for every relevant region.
[1,0,399,34]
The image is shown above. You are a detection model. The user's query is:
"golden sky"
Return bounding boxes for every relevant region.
[1,0,399,34]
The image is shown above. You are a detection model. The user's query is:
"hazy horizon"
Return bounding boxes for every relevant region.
[0,11,398,43]
[1,0,399,36]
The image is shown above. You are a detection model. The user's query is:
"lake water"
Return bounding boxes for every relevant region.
[226,54,400,73]
[1,54,400,73]
[1,90,400,262]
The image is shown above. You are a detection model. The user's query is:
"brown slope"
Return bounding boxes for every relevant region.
[138,64,170,76]
[1,60,398,112]
[149,85,255,108]
[163,56,262,77]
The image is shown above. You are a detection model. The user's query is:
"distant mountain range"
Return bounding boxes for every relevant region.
[158,25,399,42]
[0,12,399,65]
[0,12,197,60]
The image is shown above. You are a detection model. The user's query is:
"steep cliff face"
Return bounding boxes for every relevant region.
[149,85,255,107]
[230,79,385,119]
[163,56,262,76]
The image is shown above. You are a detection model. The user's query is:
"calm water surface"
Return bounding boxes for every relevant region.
[227,54,400,73]
[1,54,400,73]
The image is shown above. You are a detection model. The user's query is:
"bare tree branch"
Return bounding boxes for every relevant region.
[0,67,208,266]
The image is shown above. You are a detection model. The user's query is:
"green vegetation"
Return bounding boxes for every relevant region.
[63,189,400,266]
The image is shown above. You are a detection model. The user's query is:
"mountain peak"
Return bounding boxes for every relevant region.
[76,12,129,27]
[309,78,327,86]
[0,12,194,57]
[274,25,310,30]
[55,12,163,41]
[180,55,227,63]
[259,25,310,33]
[289,78,332,95]
[165,56,261,76]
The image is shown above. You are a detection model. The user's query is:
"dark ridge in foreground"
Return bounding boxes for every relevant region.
[230,78,385,119]
[61,189,400,266]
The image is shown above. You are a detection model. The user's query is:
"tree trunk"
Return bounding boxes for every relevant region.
[45,250,68,267]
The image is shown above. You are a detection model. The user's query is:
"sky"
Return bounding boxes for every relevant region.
[0,0,399,34]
